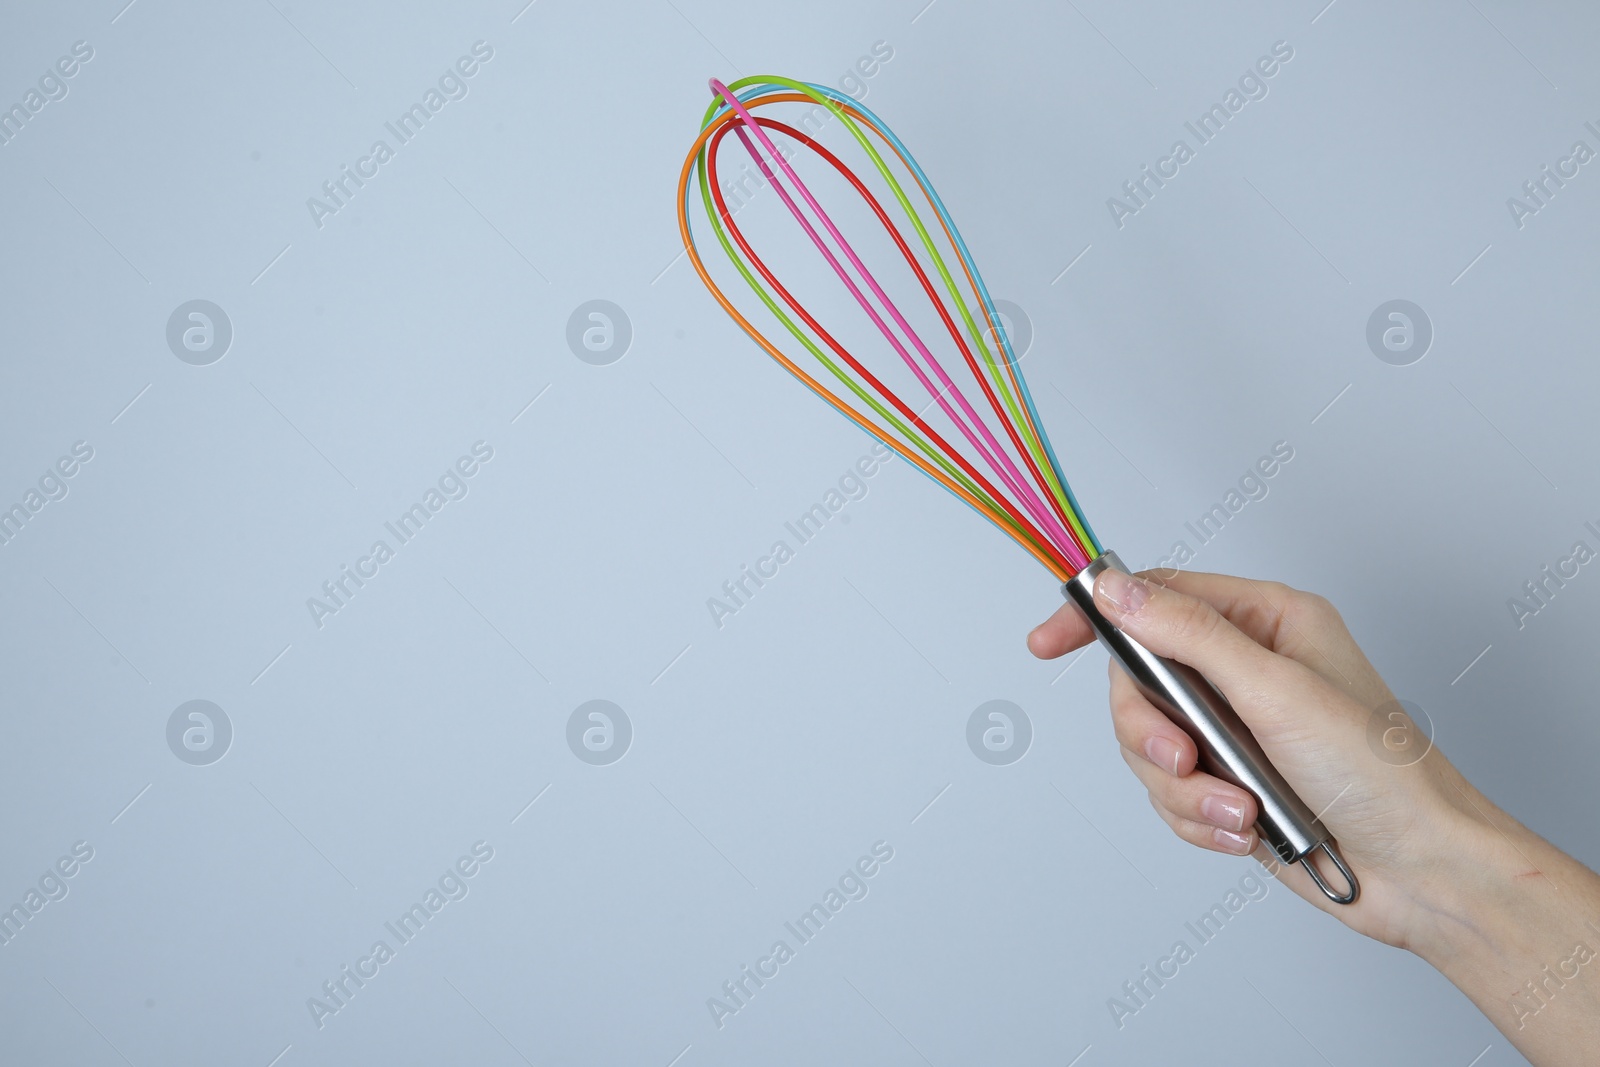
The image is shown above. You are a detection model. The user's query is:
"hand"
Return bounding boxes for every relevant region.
[1027,567,1485,949]
[1029,567,1600,1065]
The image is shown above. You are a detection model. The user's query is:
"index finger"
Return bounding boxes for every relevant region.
[1027,598,1095,659]
[1030,566,1281,661]
[1138,569,1299,652]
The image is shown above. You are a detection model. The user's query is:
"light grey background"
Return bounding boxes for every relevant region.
[1,1,1594,1064]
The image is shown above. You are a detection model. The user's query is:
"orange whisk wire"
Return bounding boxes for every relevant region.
[679,76,1103,579]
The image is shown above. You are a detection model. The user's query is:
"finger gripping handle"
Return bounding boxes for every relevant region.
[1062,551,1358,905]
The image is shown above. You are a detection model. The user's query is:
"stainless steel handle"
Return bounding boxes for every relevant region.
[1062,551,1358,905]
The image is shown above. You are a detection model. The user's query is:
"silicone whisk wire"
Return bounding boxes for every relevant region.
[704,118,1056,559]
[679,76,1102,578]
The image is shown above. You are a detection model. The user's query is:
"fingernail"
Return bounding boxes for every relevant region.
[1201,795,1247,832]
[1095,568,1150,617]
[1145,736,1182,776]
[1213,828,1254,855]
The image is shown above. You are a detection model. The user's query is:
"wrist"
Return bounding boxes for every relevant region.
[1396,797,1534,966]
[1387,783,1600,1057]
[1397,782,1593,977]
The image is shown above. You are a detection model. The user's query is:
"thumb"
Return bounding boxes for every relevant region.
[1092,567,1289,709]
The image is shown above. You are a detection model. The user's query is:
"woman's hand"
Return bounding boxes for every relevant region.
[1027,567,1600,1065]
[1028,567,1478,947]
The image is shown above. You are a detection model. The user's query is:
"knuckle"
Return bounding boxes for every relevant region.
[1253,579,1295,605]
[1147,775,1185,814]
[1108,699,1146,748]
[1118,745,1143,775]
[1305,592,1344,626]
[1279,586,1338,627]
[1135,567,1176,591]
[1111,703,1136,741]
[1147,791,1179,828]
[1160,810,1213,850]
[1167,593,1223,645]
[1110,705,1141,747]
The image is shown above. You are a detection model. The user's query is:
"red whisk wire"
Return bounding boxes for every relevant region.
[705,115,1071,570]
[708,81,1086,565]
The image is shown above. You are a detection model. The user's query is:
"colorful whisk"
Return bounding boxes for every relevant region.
[677,76,1357,904]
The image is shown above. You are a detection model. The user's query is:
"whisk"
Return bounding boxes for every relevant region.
[676,76,1357,905]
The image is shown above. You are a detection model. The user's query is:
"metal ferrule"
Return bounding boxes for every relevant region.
[1063,550,1358,905]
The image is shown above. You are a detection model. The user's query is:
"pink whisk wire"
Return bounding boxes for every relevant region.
[707,79,1082,560]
